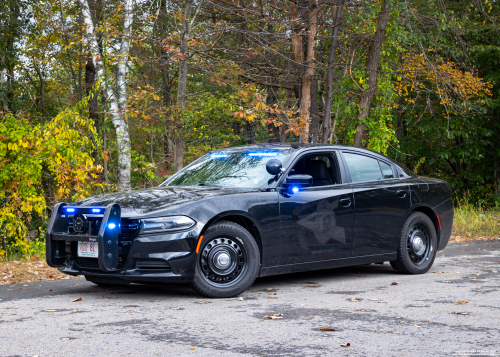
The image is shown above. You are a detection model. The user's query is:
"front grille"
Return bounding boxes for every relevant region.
[120,219,140,239]
[73,257,126,270]
[67,217,140,240]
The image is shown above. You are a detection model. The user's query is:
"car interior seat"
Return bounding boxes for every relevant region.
[305,160,333,186]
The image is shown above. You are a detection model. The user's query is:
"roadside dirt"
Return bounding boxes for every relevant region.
[0,260,75,285]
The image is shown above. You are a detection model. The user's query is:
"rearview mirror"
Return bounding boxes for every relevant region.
[266,159,282,175]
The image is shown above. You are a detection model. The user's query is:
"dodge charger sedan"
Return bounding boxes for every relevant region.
[46,144,454,298]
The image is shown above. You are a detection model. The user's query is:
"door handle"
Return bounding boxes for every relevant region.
[396,190,407,198]
[340,198,352,207]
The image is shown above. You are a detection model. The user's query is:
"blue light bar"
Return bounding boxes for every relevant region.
[248,152,278,157]
[210,153,229,159]
[66,208,75,213]
[292,187,299,193]
[92,209,101,213]
[108,223,116,229]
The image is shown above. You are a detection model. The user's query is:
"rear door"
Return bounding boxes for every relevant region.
[278,150,354,265]
[341,151,411,257]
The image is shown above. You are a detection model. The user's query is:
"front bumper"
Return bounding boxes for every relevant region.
[61,229,200,282]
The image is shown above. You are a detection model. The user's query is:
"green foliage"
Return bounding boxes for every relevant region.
[0,96,100,258]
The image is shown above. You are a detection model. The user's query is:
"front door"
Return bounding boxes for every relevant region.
[278,152,355,265]
[341,151,411,257]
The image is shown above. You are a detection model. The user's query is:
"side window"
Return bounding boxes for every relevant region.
[290,153,340,186]
[379,161,394,179]
[343,152,382,183]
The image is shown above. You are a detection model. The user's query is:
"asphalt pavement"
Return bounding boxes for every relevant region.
[1,240,499,357]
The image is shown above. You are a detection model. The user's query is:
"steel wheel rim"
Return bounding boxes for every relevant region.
[407,223,432,266]
[199,236,248,287]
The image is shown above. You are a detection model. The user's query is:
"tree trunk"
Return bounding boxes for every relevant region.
[34,63,46,121]
[310,76,319,143]
[79,0,133,190]
[174,0,193,172]
[322,0,344,143]
[352,0,391,148]
[85,58,99,161]
[292,0,318,144]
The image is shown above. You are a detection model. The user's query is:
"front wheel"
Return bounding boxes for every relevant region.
[390,212,437,274]
[191,221,260,298]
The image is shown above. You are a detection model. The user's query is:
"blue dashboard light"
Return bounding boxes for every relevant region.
[92,208,101,213]
[248,152,278,157]
[292,187,299,193]
[66,208,75,213]
[108,223,116,229]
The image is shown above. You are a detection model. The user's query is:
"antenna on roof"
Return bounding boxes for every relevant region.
[311,134,314,143]
[298,133,302,143]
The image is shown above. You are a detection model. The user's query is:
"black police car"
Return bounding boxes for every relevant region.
[46,144,454,298]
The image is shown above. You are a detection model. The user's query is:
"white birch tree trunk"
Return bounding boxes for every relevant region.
[79,0,133,191]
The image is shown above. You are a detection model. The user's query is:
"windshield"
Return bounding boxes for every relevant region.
[161,149,292,188]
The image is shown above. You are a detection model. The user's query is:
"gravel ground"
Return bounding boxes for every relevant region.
[1,240,499,357]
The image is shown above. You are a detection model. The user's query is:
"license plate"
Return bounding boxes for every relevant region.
[78,241,98,258]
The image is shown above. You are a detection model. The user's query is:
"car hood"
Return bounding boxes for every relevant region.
[76,186,260,215]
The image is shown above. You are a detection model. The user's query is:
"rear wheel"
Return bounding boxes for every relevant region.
[191,221,260,298]
[390,212,437,274]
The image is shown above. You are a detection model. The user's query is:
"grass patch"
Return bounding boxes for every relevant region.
[451,203,500,242]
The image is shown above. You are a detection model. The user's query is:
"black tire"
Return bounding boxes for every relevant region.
[191,221,260,298]
[390,212,437,274]
[85,276,129,287]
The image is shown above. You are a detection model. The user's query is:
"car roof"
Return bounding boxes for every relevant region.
[213,143,391,160]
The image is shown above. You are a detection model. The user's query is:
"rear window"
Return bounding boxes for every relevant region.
[343,153,382,183]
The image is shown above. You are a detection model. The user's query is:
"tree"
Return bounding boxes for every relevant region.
[78,0,134,190]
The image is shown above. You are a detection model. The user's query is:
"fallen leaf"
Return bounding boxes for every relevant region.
[319,327,341,331]
[69,298,82,302]
[170,308,181,310]
[266,288,274,291]
[340,343,351,347]
[368,299,382,301]
[457,301,468,304]
[391,281,398,285]
[267,297,278,299]
[61,337,70,341]
[268,293,277,295]
[411,304,427,307]
[72,310,78,312]
[196,301,211,304]
[44,309,58,312]
[308,285,318,288]
[453,312,468,315]
[442,280,454,283]
[358,309,372,312]
[238,297,244,301]
[350,297,360,302]
[189,347,195,350]
[414,324,422,328]
[263,313,283,320]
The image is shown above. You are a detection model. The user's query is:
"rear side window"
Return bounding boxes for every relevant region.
[343,153,382,183]
[379,161,394,179]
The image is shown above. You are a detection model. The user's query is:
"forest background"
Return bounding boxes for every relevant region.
[0,0,499,259]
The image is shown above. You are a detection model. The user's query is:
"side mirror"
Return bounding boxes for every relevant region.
[266,159,282,175]
[283,174,313,189]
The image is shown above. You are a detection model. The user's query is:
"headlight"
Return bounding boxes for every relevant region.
[138,216,196,235]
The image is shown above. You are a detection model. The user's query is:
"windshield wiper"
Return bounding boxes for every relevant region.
[196,183,220,187]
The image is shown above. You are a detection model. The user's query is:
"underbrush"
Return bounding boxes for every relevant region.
[451,201,500,241]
